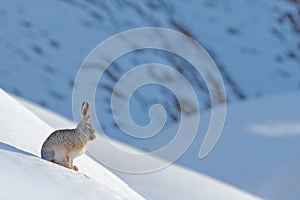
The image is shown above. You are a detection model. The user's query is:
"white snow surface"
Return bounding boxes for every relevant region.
[0,89,144,200]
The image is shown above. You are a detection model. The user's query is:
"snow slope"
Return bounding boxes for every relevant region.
[0,150,134,200]
[0,89,144,200]
[18,91,259,199]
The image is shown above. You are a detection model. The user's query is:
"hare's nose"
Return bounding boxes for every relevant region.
[90,134,96,141]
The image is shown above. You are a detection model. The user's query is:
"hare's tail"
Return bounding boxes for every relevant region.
[41,147,55,161]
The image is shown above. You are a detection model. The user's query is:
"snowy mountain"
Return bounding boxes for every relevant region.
[1,0,300,199]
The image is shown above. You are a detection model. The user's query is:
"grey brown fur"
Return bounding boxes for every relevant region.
[41,102,96,171]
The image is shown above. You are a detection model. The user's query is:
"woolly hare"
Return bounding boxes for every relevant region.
[41,102,96,171]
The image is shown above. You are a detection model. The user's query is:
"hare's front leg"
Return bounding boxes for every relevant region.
[72,165,79,171]
[66,155,78,171]
[61,156,72,170]
[70,158,78,171]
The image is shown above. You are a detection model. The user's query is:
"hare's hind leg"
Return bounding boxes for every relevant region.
[41,147,55,161]
[52,157,70,169]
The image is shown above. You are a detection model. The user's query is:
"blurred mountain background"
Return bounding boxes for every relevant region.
[1,0,299,123]
[1,0,300,155]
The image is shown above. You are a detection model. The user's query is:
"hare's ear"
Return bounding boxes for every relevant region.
[81,102,91,122]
